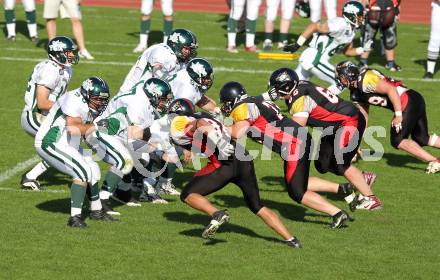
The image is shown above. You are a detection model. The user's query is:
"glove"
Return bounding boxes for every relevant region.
[95,119,109,132]
[211,107,223,122]
[363,39,374,52]
[217,138,235,158]
[267,87,279,101]
[283,42,301,53]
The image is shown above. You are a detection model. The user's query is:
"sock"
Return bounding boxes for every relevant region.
[71,183,87,216]
[87,182,101,211]
[25,10,36,24]
[100,171,122,199]
[163,19,173,36]
[427,59,437,74]
[27,23,37,38]
[245,19,257,47]
[227,18,238,33]
[5,9,15,24]
[245,33,255,48]
[26,161,48,180]
[139,34,148,47]
[227,33,237,47]
[6,23,15,37]
[279,33,288,42]
[386,60,395,67]
[140,19,150,34]
[264,32,273,41]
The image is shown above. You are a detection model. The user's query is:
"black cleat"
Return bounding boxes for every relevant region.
[202,210,230,239]
[101,199,120,216]
[385,62,401,72]
[423,72,434,79]
[20,174,41,191]
[90,209,117,221]
[31,36,39,44]
[67,215,87,228]
[111,188,141,207]
[285,237,302,248]
[338,183,358,212]
[330,210,353,229]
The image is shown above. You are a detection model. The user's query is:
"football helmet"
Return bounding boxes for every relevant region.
[168,98,195,116]
[167,28,198,63]
[80,77,110,116]
[335,61,360,90]
[143,78,173,115]
[295,0,310,18]
[186,58,214,92]
[47,36,79,66]
[342,1,365,28]
[268,68,299,99]
[219,81,248,116]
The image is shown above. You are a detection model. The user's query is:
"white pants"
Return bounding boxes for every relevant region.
[21,110,41,136]
[141,0,173,16]
[230,0,262,21]
[296,47,336,85]
[265,0,296,21]
[309,0,337,23]
[4,0,35,11]
[428,2,440,53]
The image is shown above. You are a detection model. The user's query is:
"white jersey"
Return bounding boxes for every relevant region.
[35,89,91,147]
[169,69,203,105]
[308,17,355,62]
[24,59,72,113]
[119,43,179,93]
[99,82,155,138]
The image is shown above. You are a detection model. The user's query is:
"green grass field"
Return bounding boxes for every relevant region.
[1,5,440,279]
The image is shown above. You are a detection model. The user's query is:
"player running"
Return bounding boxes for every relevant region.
[20,36,78,191]
[335,61,440,174]
[169,98,302,248]
[219,81,354,228]
[35,77,112,228]
[283,1,371,95]
[267,68,382,211]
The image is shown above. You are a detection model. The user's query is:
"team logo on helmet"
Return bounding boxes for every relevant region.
[190,62,207,78]
[81,79,94,92]
[277,71,291,82]
[145,81,163,97]
[169,32,184,44]
[49,40,67,52]
[343,3,360,14]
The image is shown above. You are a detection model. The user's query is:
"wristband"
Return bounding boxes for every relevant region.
[394,111,402,117]
[355,47,364,55]
[297,35,307,46]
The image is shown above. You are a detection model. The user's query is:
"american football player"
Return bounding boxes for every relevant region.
[169,98,301,247]
[227,0,262,53]
[424,0,440,79]
[268,68,382,210]
[4,0,38,42]
[35,77,113,228]
[133,0,174,53]
[283,1,371,95]
[220,81,354,227]
[336,61,440,174]
[20,36,78,191]
[263,0,297,50]
[119,28,198,94]
[309,0,337,23]
[359,0,401,71]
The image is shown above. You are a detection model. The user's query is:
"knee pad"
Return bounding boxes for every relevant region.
[383,22,397,50]
[122,158,134,175]
[4,0,15,10]
[230,0,245,20]
[141,0,153,15]
[246,0,262,21]
[161,0,173,16]
[265,3,278,22]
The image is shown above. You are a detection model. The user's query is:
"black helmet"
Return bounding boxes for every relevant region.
[335,61,360,90]
[47,36,79,66]
[219,81,247,116]
[80,76,110,116]
[268,68,299,98]
[168,98,195,116]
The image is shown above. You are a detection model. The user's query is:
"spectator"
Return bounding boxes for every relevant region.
[359,0,401,71]
[423,0,440,79]
[4,0,38,43]
[133,0,174,53]
[43,0,94,60]
[263,0,296,50]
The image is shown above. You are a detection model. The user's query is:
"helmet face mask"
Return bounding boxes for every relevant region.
[342,1,365,28]
[47,36,79,66]
[80,77,110,117]
[186,58,214,93]
[335,61,360,90]
[167,29,198,63]
[143,78,174,115]
[167,98,195,117]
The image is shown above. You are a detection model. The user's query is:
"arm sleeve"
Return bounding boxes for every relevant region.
[289,96,310,117]
[362,70,381,94]
[36,63,60,90]
[61,93,82,118]
[327,17,346,38]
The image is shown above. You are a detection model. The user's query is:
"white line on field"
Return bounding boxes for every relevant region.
[1,56,438,82]
[0,187,67,193]
[0,156,40,184]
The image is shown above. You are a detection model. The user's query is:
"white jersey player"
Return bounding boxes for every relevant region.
[424,0,440,79]
[309,0,337,23]
[4,0,38,42]
[35,77,112,228]
[20,36,78,191]
[283,1,370,94]
[120,28,198,94]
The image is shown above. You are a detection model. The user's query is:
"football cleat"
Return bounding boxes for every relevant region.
[362,171,377,188]
[79,49,95,60]
[285,237,302,248]
[330,210,352,229]
[283,42,301,53]
[263,39,273,50]
[355,195,382,210]
[101,199,121,215]
[133,43,147,53]
[202,210,230,239]
[423,72,434,80]
[385,62,401,72]
[244,45,260,53]
[89,209,117,221]
[139,193,168,204]
[111,188,141,207]
[277,40,288,50]
[67,215,87,228]
[426,160,440,174]
[31,36,39,44]
[227,45,238,53]
[7,35,16,42]
[20,174,41,191]
[157,181,180,196]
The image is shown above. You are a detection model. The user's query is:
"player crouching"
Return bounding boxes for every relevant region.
[35,77,113,228]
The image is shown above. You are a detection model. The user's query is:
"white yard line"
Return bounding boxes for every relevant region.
[0,187,67,193]
[0,156,40,184]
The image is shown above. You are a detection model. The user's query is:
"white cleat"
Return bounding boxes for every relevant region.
[355,194,382,210]
[426,160,440,174]
[79,49,95,60]
[158,182,180,196]
[133,44,147,53]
